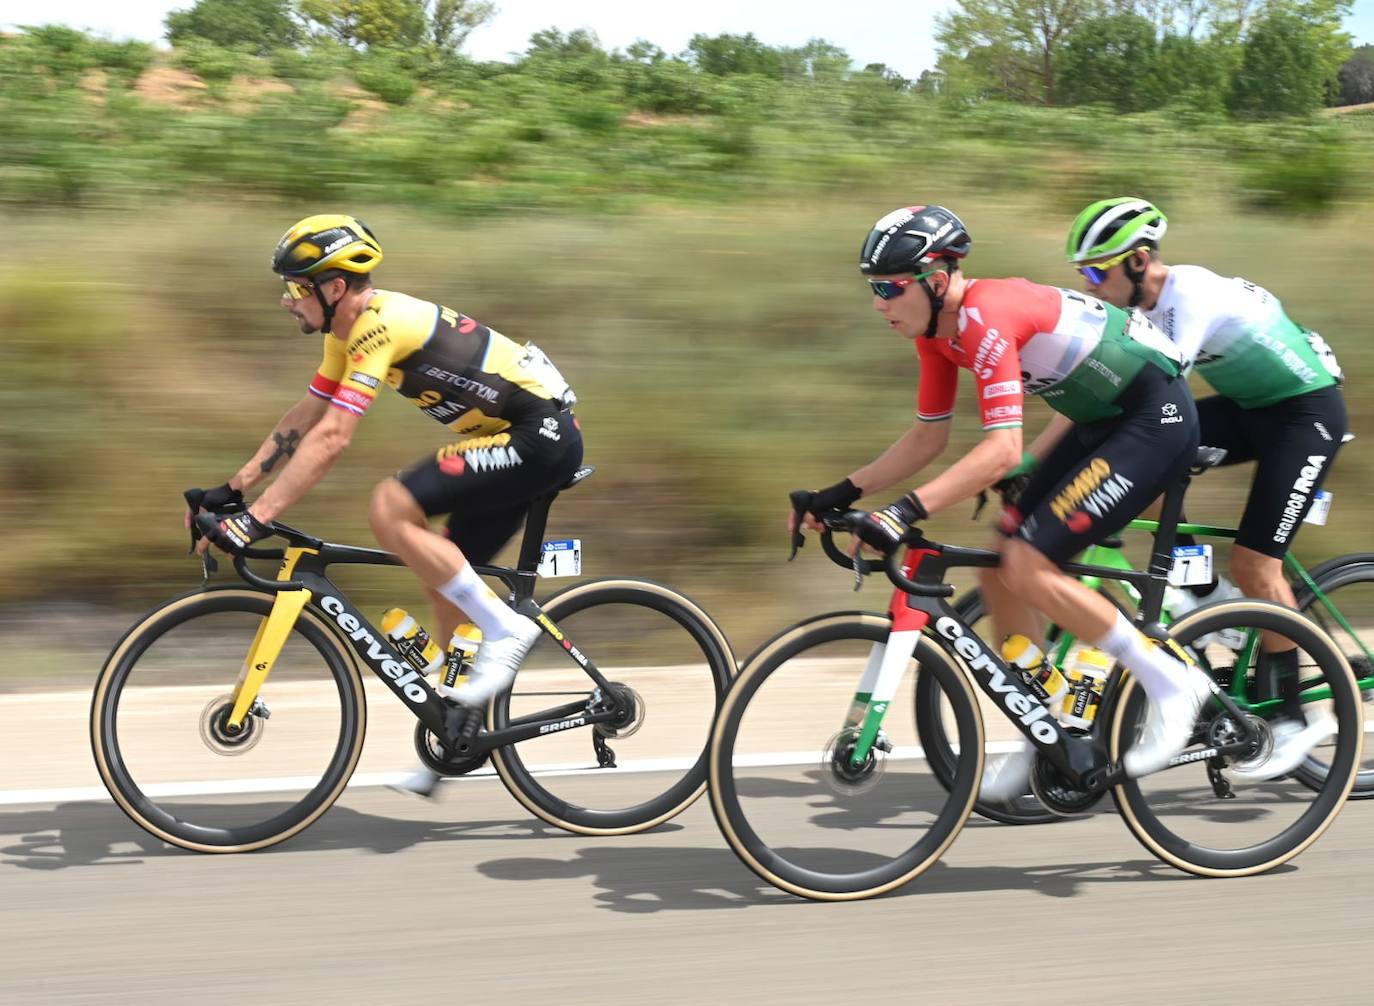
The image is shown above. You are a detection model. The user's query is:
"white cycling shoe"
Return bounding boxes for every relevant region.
[979,744,1036,803]
[388,765,441,799]
[1123,667,1214,778]
[1229,712,1339,782]
[453,615,541,709]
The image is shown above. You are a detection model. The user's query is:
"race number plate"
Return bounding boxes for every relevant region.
[1304,490,1332,526]
[1168,544,1213,587]
[538,539,581,578]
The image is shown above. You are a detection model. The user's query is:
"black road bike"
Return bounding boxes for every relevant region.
[708,450,1363,901]
[92,468,735,852]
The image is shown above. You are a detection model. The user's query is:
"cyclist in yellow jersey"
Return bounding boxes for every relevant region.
[190,215,583,741]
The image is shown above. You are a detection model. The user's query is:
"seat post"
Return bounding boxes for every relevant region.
[516,492,558,573]
[1137,473,1191,622]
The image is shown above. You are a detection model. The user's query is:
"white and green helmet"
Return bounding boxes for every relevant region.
[1066,197,1168,263]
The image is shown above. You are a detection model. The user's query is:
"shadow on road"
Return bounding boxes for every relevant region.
[0,798,664,870]
[476,842,1256,913]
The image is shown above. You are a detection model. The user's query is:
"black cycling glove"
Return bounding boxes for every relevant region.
[196,511,271,555]
[805,478,863,519]
[854,493,927,554]
[199,482,243,512]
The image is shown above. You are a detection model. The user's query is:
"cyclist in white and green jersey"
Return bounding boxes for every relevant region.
[1067,197,1346,779]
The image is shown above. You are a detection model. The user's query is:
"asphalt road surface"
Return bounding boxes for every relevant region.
[3,765,1373,1005]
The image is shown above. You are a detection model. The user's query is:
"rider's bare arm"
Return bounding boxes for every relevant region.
[912,426,1023,516]
[849,420,951,496]
[231,393,330,493]
[248,405,362,523]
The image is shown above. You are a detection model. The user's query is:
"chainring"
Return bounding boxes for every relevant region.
[413,722,490,777]
[1029,754,1103,816]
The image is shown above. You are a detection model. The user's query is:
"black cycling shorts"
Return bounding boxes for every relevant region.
[1000,365,1199,564]
[398,409,584,565]
[1195,385,1346,558]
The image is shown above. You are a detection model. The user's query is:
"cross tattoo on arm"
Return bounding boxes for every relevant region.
[260,429,302,474]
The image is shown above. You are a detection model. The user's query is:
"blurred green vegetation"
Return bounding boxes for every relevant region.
[3,197,1373,658]
[2,25,1373,216]
[2,23,1374,664]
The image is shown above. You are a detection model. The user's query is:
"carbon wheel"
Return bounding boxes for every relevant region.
[91,588,366,853]
[1289,556,1374,798]
[1111,600,1361,876]
[709,614,983,901]
[488,578,735,835]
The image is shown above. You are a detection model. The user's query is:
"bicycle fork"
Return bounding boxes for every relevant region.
[226,547,316,731]
[842,551,932,767]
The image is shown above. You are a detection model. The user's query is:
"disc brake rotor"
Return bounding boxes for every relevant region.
[819,727,887,796]
[199,694,266,756]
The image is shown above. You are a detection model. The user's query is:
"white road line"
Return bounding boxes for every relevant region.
[8,725,1373,807]
[0,742,1034,807]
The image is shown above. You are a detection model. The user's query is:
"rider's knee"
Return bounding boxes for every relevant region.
[999,539,1052,593]
[368,479,419,537]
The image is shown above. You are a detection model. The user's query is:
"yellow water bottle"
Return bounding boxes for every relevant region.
[1062,647,1113,730]
[1002,634,1067,712]
[439,623,483,700]
[380,607,445,676]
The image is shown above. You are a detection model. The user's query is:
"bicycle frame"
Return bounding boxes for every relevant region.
[202,467,624,756]
[838,541,1253,795]
[220,541,623,753]
[1068,519,1374,711]
[830,470,1259,793]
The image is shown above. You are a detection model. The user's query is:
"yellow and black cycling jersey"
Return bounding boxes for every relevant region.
[308,289,576,440]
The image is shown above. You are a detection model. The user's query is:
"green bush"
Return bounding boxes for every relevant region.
[173,38,248,83]
[1237,127,1351,211]
[355,48,419,105]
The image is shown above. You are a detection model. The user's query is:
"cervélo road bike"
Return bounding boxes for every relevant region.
[707,449,1362,901]
[92,467,735,852]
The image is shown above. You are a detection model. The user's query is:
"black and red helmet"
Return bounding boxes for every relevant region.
[858,205,972,276]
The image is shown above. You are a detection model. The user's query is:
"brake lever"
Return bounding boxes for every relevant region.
[827,510,872,592]
[787,490,813,561]
[183,489,221,578]
[972,490,989,521]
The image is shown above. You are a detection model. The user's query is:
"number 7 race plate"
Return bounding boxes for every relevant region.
[1168,544,1213,587]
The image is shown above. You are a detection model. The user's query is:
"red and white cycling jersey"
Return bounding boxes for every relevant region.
[915,277,1179,428]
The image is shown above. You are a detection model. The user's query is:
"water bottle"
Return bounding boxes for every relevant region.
[1061,647,1113,730]
[439,623,483,700]
[1002,635,1067,711]
[380,607,445,676]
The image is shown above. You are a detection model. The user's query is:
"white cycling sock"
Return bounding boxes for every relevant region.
[1092,610,1186,702]
[437,565,523,642]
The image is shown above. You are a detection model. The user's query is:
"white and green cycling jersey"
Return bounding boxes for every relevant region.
[1144,265,1342,409]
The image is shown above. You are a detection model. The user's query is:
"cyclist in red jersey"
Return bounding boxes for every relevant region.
[794,205,1209,798]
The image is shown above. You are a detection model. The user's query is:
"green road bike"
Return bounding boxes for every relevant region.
[917,503,1374,826]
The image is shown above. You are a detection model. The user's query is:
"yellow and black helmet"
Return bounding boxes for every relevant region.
[272,213,383,278]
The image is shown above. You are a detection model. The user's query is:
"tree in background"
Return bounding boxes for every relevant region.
[687,33,785,78]
[935,0,1091,104]
[1228,10,1327,117]
[1154,30,1236,112]
[427,0,496,53]
[299,0,424,48]
[164,0,303,56]
[1057,13,1162,111]
[1338,44,1374,105]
